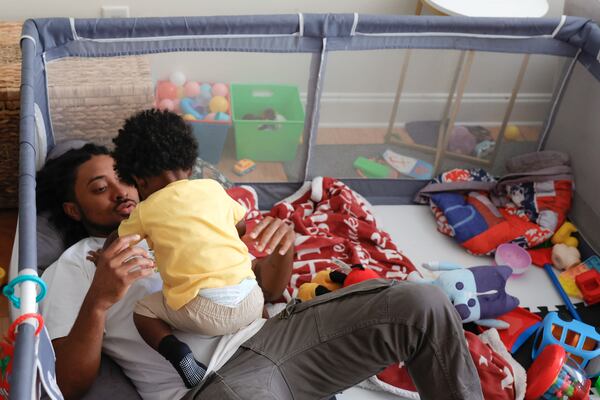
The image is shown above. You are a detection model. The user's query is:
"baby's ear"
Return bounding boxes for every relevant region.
[133,176,147,190]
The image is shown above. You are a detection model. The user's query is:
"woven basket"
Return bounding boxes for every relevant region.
[0,23,22,65]
[46,56,155,148]
[0,22,22,208]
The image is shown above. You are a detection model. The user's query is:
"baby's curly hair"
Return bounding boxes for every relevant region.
[112,109,198,185]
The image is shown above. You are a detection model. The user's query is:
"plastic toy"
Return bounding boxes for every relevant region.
[233,159,256,176]
[182,114,196,121]
[209,95,229,113]
[211,82,229,97]
[204,112,216,121]
[158,98,175,112]
[504,125,521,141]
[474,140,495,158]
[169,71,186,87]
[552,221,579,248]
[215,112,230,121]
[200,83,212,94]
[382,149,433,180]
[297,264,380,301]
[480,307,542,353]
[544,263,582,321]
[559,263,590,299]
[179,97,205,120]
[575,269,600,305]
[156,81,177,100]
[531,312,600,378]
[183,81,201,98]
[196,90,212,107]
[525,344,591,400]
[552,243,582,270]
[447,126,477,155]
[495,243,531,276]
[353,157,391,178]
[407,262,519,328]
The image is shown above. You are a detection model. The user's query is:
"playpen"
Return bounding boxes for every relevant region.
[8,12,600,399]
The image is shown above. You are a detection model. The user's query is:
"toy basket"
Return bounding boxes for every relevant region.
[231,83,305,162]
[46,56,155,148]
[0,22,23,208]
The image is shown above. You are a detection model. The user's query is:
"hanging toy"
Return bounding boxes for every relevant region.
[0,313,44,399]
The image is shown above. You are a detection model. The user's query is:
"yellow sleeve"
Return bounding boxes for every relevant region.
[118,205,146,238]
[228,194,247,224]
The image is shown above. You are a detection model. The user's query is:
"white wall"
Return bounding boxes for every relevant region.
[5,0,566,126]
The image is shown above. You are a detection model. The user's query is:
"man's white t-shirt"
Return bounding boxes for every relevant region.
[40,237,266,400]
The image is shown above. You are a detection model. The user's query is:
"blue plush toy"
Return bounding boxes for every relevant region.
[408,262,519,329]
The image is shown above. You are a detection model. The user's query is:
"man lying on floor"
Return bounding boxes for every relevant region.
[37,112,483,400]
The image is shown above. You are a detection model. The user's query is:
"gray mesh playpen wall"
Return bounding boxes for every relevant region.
[9,13,600,399]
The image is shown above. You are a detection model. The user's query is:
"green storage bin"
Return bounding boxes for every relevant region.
[231,84,305,161]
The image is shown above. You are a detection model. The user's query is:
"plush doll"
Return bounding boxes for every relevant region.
[408,262,519,329]
[297,264,380,302]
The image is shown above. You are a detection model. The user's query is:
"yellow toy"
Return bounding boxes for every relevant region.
[504,125,521,141]
[182,114,197,121]
[297,269,342,302]
[551,221,578,248]
[208,96,229,113]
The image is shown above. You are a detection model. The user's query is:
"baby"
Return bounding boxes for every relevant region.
[110,109,263,388]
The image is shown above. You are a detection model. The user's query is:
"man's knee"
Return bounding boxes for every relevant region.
[389,282,456,320]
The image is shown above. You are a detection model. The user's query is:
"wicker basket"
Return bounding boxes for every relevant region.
[0,22,22,208]
[0,23,22,65]
[46,56,155,148]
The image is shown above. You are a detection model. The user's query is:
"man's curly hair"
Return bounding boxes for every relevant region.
[112,109,198,185]
[37,143,111,247]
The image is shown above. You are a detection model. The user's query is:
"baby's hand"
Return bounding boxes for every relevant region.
[87,249,103,265]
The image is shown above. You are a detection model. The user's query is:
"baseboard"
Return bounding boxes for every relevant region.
[304,91,551,128]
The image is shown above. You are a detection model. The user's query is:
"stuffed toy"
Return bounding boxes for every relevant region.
[297,264,380,302]
[407,262,519,329]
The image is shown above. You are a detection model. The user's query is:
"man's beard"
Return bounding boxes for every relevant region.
[79,209,120,237]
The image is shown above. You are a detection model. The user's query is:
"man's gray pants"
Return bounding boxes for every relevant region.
[184,279,484,400]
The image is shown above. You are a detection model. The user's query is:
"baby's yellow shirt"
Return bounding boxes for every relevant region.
[118,179,254,310]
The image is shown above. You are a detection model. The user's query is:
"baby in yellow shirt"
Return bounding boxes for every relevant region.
[111,109,264,388]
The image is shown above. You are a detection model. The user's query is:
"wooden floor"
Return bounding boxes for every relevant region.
[218,125,541,182]
[0,209,17,332]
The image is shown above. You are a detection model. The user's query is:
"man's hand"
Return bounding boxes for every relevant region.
[249,216,294,255]
[88,234,154,311]
[249,217,295,302]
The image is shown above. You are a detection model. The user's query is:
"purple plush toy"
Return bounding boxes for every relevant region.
[408,262,520,329]
[448,126,477,155]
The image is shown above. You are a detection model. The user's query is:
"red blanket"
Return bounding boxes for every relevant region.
[265,177,417,301]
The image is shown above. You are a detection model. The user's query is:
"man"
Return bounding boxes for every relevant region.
[39,143,483,400]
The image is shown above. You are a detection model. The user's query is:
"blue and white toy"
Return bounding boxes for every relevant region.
[408,262,519,329]
[179,97,205,120]
[531,312,600,378]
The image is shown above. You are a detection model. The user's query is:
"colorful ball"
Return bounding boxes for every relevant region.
[211,83,229,97]
[504,125,521,141]
[204,113,216,121]
[183,114,197,121]
[183,81,201,98]
[156,81,177,100]
[196,91,212,107]
[158,98,175,112]
[200,83,212,95]
[169,71,186,87]
[209,96,229,113]
[215,112,230,121]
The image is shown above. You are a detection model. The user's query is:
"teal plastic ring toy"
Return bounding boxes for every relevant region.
[3,275,47,309]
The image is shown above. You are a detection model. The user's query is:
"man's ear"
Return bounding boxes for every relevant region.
[63,202,81,221]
